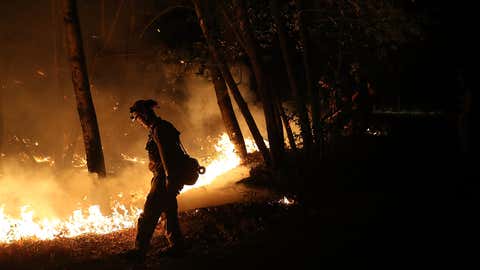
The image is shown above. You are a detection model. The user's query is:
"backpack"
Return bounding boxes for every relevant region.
[177,142,205,186]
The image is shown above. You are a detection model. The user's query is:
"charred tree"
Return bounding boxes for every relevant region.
[231,0,285,169]
[62,0,106,177]
[295,0,321,148]
[192,0,271,165]
[278,103,297,151]
[211,64,248,160]
[270,0,312,152]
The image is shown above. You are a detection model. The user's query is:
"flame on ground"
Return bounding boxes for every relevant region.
[32,155,55,166]
[120,153,147,165]
[278,196,295,206]
[182,133,243,192]
[0,133,259,244]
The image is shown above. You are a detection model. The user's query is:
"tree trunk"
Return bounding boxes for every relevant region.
[1,51,13,160]
[0,77,4,157]
[278,102,297,151]
[62,0,106,177]
[51,0,67,169]
[192,0,271,165]
[218,2,246,51]
[210,64,248,160]
[232,0,285,168]
[270,0,312,152]
[272,91,285,151]
[100,0,106,39]
[296,0,321,148]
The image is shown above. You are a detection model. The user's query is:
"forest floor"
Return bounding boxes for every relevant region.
[0,184,390,270]
[1,115,477,269]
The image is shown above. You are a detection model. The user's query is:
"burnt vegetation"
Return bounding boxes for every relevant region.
[0,0,477,269]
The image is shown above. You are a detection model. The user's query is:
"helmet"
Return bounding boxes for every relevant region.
[129,99,158,121]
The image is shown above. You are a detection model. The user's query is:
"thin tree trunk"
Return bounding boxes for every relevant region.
[232,0,285,168]
[192,0,271,165]
[0,45,13,162]
[0,90,2,156]
[52,0,67,169]
[270,0,312,152]
[272,87,285,150]
[218,2,246,51]
[121,0,136,109]
[0,71,5,157]
[100,0,106,39]
[210,64,248,160]
[62,0,106,177]
[91,0,126,78]
[278,102,297,151]
[296,0,321,147]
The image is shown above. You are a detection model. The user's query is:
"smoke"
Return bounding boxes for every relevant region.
[0,156,145,218]
[0,1,272,227]
[0,57,266,221]
[0,143,257,222]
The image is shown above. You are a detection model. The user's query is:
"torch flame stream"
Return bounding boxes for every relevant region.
[0,133,260,244]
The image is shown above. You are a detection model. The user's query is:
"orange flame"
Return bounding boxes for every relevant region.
[0,133,262,244]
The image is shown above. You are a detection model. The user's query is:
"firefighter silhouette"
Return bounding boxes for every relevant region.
[125,99,185,261]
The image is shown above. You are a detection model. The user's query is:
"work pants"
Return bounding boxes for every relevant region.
[135,174,182,252]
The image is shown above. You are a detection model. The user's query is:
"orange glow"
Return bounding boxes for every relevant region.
[0,133,263,244]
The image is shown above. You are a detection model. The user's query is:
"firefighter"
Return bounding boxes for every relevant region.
[124,99,185,261]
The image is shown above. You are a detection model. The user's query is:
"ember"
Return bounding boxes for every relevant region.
[120,153,146,165]
[32,155,55,166]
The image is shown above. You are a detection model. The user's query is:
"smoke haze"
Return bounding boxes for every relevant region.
[0,1,269,222]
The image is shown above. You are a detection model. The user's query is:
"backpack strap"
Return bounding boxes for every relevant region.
[178,140,189,156]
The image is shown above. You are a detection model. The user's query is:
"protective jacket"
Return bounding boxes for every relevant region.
[146,118,185,181]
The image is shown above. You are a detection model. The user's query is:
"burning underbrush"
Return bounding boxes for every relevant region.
[0,198,299,269]
[0,133,269,244]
